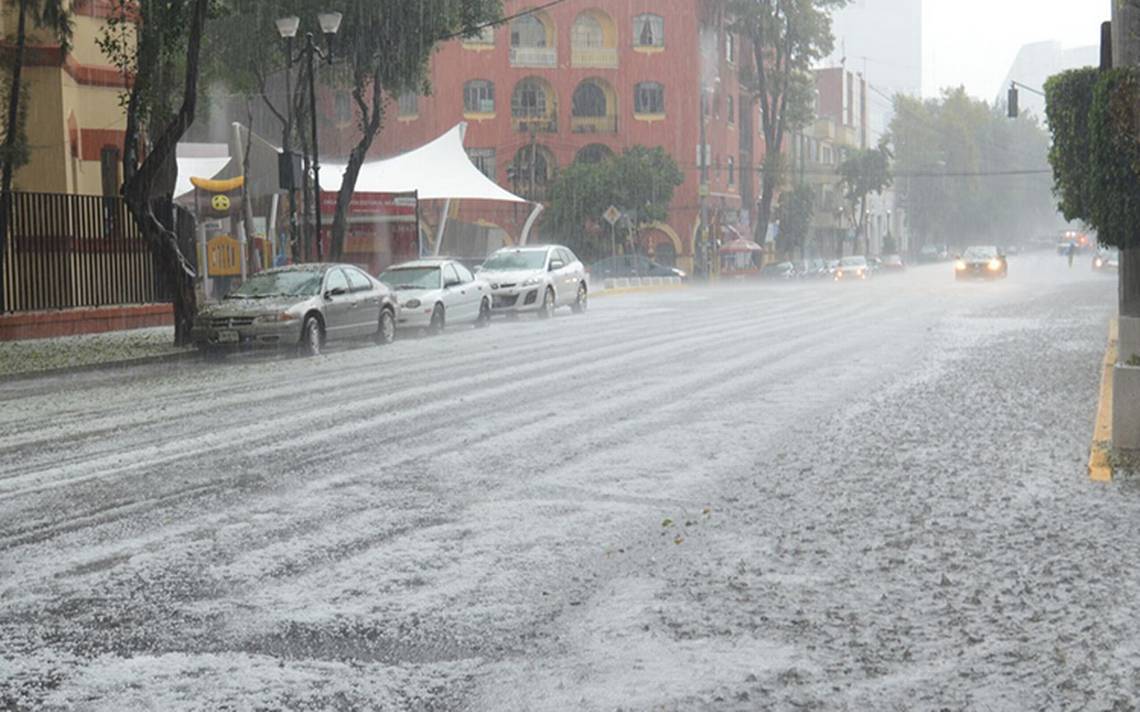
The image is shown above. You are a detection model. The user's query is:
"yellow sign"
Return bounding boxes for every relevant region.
[211,194,231,212]
[206,235,242,276]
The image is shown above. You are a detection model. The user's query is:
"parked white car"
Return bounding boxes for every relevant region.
[477,245,588,318]
[378,258,492,333]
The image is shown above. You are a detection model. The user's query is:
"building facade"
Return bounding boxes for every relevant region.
[334,0,765,272]
[2,0,130,196]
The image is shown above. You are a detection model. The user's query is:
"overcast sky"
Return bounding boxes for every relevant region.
[923,0,1108,100]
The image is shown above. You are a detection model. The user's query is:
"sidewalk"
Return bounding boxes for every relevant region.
[0,327,192,379]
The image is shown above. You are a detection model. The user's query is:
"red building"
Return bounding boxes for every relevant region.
[326,1,765,272]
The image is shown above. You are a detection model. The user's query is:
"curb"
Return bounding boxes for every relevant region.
[1,349,197,383]
[1089,318,1118,482]
[593,284,687,298]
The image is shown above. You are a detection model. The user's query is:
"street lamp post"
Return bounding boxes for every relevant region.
[276,11,342,262]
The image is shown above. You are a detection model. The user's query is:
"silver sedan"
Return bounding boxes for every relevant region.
[192,263,399,357]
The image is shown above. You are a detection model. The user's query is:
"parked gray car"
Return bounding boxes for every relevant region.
[192,264,398,357]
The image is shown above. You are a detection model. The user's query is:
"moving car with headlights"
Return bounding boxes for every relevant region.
[1093,247,1120,273]
[954,246,1008,280]
[478,245,588,318]
[192,263,397,357]
[588,254,687,282]
[834,256,872,281]
[379,258,491,333]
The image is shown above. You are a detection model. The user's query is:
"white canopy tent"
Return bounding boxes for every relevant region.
[321,123,541,253]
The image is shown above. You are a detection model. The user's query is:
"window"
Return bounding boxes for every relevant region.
[335,92,352,123]
[398,92,418,117]
[728,156,735,186]
[725,32,736,63]
[345,267,373,292]
[325,269,349,293]
[822,145,833,165]
[467,148,497,179]
[100,146,120,198]
[571,14,604,49]
[634,14,664,47]
[635,82,664,114]
[576,144,612,164]
[464,80,495,114]
[511,14,547,48]
[466,25,494,45]
[727,95,735,124]
[512,79,548,118]
[713,91,720,118]
[443,264,461,286]
[453,263,475,283]
[561,247,579,264]
[572,82,607,117]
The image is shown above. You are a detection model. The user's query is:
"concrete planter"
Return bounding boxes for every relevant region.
[1114,363,1140,451]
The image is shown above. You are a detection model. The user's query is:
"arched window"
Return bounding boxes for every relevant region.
[572,82,607,117]
[571,14,604,49]
[464,80,495,114]
[634,14,664,47]
[511,14,547,48]
[634,82,665,114]
[576,144,613,164]
[512,79,548,118]
[510,145,557,197]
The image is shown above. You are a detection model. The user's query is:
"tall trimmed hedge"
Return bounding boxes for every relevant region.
[1044,68,1097,224]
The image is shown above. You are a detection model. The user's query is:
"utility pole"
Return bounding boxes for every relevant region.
[699,86,709,280]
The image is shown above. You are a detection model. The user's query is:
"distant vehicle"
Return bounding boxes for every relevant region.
[1058,230,1092,255]
[825,259,840,278]
[759,261,798,280]
[1093,247,1120,273]
[478,245,588,318]
[589,254,686,281]
[955,246,1008,281]
[881,254,906,271]
[918,245,941,263]
[379,259,492,333]
[868,256,884,273]
[794,258,828,279]
[192,264,398,357]
[834,256,871,281]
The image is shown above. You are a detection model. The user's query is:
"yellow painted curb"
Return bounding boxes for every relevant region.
[1089,319,1118,482]
[592,285,687,298]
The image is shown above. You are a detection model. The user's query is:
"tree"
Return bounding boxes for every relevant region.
[0,0,71,312]
[545,146,683,262]
[837,138,892,256]
[775,183,814,260]
[99,0,212,346]
[1043,68,1098,224]
[731,0,846,241]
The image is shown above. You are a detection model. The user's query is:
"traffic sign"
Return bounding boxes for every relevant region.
[603,205,622,225]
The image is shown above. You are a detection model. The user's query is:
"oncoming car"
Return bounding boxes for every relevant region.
[379,259,492,333]
[477,245,588,318]
[955,246,1008,280]
[834,256,871,281]
[192,264,398,357]
[1093,247,1119,273]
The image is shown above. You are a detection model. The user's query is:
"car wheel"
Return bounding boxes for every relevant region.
[538,287,555,319]
[429,303,446,334]
[299,315,323,357]
[376,308,396,345]
[476,298,492,328]
[571,282,588,314]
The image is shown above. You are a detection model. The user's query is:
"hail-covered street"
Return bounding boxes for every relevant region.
[2,254,1137,711]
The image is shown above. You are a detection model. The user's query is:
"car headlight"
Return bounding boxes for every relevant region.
[255,312,298,324]
[522,276,543,287]
[1094,258,1103,268]
[836,270,844,278]
[857,268,865,276]
[404,299,422,309]
[955,260,967,271]
[988,259,1002,271]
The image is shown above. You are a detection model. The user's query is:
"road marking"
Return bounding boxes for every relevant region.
[1089,318,1117,482]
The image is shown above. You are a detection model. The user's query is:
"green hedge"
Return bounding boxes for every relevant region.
[1045,66,1140,250]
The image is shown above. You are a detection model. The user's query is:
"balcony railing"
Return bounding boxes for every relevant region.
[571,47,618,68]
[509,46,557,68]
[571,115,618,134]
[515,115,558,133]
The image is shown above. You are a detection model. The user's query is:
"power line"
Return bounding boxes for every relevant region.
[435,0,574,42]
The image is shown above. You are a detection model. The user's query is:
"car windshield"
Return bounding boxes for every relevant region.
[226,270,322,299]
[380,267,441,290]
[482,251,548,271]
[964,246,998,260]
[840,257,867,267]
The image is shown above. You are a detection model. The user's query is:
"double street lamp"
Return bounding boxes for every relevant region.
[276,11,343,262]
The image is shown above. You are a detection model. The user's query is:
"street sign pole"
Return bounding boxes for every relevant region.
[603,205,622,258]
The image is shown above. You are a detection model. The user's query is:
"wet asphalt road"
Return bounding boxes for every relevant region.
[1,253,1137,711]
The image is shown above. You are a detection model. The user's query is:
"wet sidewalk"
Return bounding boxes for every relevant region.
[0,327,191,380]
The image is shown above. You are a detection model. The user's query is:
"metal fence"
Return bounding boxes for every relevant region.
[1,192,173,313]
